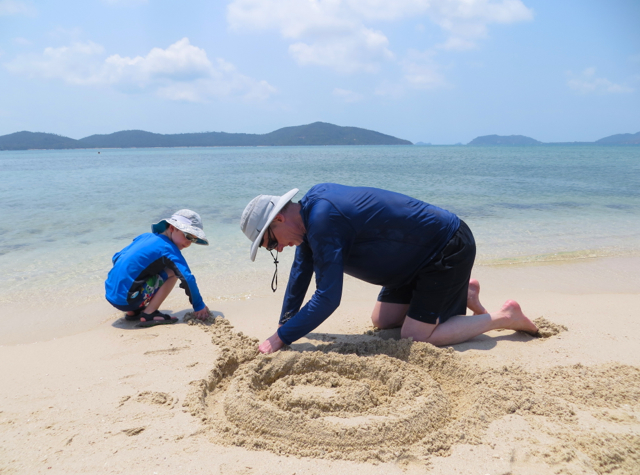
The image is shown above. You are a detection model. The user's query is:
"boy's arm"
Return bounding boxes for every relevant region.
[192,306,210,320]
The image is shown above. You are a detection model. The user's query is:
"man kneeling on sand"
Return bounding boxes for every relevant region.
[240,183,538,354]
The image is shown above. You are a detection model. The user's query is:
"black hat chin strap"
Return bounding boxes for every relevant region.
[270,249,279,292]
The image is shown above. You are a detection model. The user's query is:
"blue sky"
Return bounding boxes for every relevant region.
[1,0,638,144]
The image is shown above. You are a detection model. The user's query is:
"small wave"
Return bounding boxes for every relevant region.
[478,248,640,266]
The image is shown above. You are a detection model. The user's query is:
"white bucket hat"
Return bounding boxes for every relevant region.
[152,209,209,245]
[240,189,299,261]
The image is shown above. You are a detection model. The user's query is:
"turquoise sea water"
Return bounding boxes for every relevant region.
[1,145,639,314]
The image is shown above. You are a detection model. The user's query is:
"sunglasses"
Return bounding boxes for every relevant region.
[265,226,279,251]
[182,231,198,243]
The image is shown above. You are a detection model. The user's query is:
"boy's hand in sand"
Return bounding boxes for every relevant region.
[259,332,285,354]
[193,306,210,321]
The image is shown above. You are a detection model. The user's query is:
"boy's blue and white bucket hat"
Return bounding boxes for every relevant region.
[240,189,299,261]
[152,209,209,245]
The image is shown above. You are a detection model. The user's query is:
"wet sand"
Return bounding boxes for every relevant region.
[1,257,639,474]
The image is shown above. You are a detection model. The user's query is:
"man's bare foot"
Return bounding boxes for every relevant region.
[494,300,538,335]
[467,279,488,315]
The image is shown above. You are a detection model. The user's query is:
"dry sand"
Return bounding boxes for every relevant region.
[1,256,639,475]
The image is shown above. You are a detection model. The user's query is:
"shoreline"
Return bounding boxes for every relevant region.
[2,254,639,347]
[476,247,640,266]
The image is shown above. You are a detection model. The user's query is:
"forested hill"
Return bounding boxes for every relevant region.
[0,131,85,150]
[4,126,639,150]
[468,134,542,145]
[0,122,412,150]
[595,131,640,145]
[467,132,640,145]
[80,122,412,147]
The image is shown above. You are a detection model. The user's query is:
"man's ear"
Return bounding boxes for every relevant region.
[272,213,285,224]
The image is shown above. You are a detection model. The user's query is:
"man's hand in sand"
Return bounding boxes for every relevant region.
[259,332,285,354]
[193,306,210,321]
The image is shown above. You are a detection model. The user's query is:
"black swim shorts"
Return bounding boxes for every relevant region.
[377,220,476,325]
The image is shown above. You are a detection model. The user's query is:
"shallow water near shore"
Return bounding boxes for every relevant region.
[1,145,638,344]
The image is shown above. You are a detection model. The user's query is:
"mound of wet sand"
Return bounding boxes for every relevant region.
[533,316,568,338]
[183,317,640,472]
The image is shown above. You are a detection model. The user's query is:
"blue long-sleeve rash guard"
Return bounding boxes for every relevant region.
[105,232,205,311]
[276,183,460,345]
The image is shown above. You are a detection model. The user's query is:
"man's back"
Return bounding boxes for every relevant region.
[300,183,460,287]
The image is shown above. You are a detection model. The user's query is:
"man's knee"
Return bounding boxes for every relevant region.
[401,316,437,343]
[371,301,408,329]
[370,313,382,327]
[371,313,398,329]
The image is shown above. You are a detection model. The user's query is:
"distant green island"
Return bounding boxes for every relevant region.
[467,132,640,146]
[0,122,411,151]
[2,124,638,151]
[468,135,542,145]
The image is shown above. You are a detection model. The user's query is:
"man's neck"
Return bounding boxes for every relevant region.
[288,202,306,235]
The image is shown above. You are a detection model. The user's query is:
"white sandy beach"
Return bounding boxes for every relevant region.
[1,256,639,474]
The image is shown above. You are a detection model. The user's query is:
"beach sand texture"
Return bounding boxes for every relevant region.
[1,257,640,475]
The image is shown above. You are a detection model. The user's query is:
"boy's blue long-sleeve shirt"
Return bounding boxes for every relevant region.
[277,184,460,345]
[105,233,205,311]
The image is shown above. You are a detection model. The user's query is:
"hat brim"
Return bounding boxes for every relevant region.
[250,188,299,261]
[152,219,209,245]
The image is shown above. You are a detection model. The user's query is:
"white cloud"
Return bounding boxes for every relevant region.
[5,41,107,85]
[289,26,393,73]
[0,0,36,16]
[228,0,394,73]
[567,68,634,94]
[429,0,533,50]
[4,38,276,102]
[156,58,276,102]
[104,39,214,85]
[13,37,32,45]
[227,0,533,72]
[332,88,364,102]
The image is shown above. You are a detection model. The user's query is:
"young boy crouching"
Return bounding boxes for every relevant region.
[105,209,210,327]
